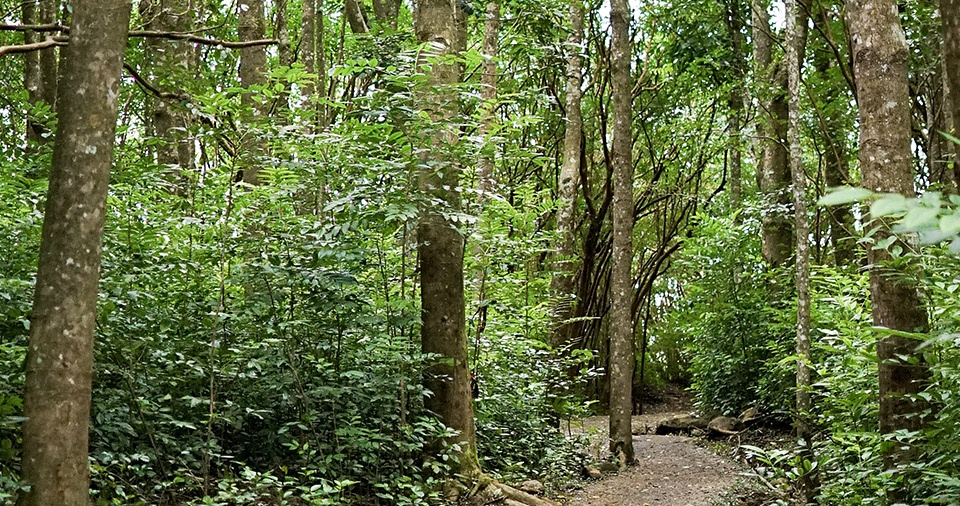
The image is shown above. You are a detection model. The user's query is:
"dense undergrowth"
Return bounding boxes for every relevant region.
[0,65,591,503]
[664,209,960,504]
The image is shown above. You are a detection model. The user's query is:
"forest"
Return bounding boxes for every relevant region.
[1,0,960,503]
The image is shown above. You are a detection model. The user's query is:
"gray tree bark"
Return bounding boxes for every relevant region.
[609,0,636,464]
[140,0,195,190]
[18,1,131,504]
[786,0,818,500]
[22,0,58,147]
[239,0,268,184]
[549,0,585,350]
[847,0,931,485]
[943,0,960,176]
[752,0,793,268]
[414,0,479,476]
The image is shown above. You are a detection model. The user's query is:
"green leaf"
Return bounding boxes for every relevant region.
[870,194,908,218]
[818,186,873,206]
[940,212,960,235]
[940,130,960,147]
[899,205,940,231]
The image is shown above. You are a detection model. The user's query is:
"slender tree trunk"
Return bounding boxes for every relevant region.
[943,0,960,177]
[476,0,499,199]
[726,0,746,210]
[301,0,317,105]
[415,0,478,476]
[22,0,58,147]
[18,1,131,504]
[786,0,818,501]
[140,0,195,190]
[38,0,58,110]
[608,0,635,464]
[846,0,931,489]
[345,0,370,34]
[549,0,585,350]
[239,0,268,184]
[372,0,401,28]
[752,0,793,268]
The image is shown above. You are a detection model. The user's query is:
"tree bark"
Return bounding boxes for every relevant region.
[415,0,478,476]
[476,0,499,199]
[345,0,370,34]
[725,0,746,210]
[846,0,931,483]
[549,0,585,350]
[608,0,635,464]
[943,0,960,177]
[239,0,268,184]
[18,1,131,504]
[752,0,793,268]
[786,0,818,500]
[140,0,195,190]
[22,0,58,147]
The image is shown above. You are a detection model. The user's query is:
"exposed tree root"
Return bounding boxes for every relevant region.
[461,476,560,506]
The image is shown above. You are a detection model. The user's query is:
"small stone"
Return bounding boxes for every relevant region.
[584,465,603,479]
[517,479,545,495]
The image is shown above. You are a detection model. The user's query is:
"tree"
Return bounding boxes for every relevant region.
[846,0,931,483]
[18,1,132,504]
[414,0,478,477]
[239,0,268,184]
[752,0,793,269]
[21,0,58,147]
[944,0,960,169]
[786,0,817,499]
[549,0,585,349]
[608,0,635,464]
[139,0,195,190]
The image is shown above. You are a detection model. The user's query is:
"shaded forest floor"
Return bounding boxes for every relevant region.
[555,387,763,506]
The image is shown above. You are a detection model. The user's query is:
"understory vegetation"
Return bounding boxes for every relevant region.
[2,0,960,502]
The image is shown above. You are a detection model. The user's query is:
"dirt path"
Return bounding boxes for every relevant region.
[560,412,740,506]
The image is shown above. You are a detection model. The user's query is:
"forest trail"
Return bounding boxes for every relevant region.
[560,397,741,505]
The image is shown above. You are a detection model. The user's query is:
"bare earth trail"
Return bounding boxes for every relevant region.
[560,410,741,506]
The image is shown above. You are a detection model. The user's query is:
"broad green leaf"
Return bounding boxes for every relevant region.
[818,186,872,206]
[870,194,908,218]
[900,205,940,231]
[940,212,960,234]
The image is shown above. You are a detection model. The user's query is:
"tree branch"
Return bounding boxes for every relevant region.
[0,36,66,56]
[128,30,278,48]
[0,25,278,53]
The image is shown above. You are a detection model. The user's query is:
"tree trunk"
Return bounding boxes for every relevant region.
[18,1,131,504]
[549,0,585,350]
[345,0,370,34]
[725,0,746,210]
[415,0,478,477]
[239,0,268,184]
[943,0,960,176]
[301,0,317,101]
[753,0,793,268]
[608,0,635,464]
[846,0,931,484]
[476,0,499,199]
[786,0,818,500]
[140,0,195,190]
[22,0,58,147]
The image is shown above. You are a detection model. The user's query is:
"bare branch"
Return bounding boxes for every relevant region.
[0,36,67,56]
[0,23,65,32]
[128,30,277,48]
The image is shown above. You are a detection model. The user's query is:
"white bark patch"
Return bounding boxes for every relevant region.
[84,145,98,155]
[66,257,75,266]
